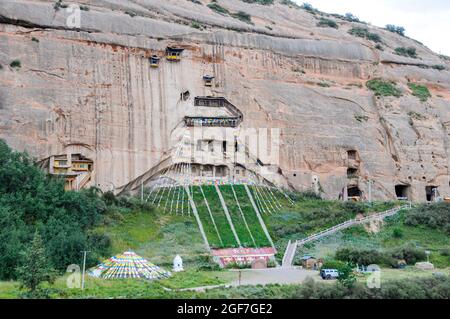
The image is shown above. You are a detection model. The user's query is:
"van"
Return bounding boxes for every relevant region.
[320,269,339,280]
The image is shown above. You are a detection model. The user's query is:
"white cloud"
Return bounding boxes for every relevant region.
[294,0,450,55]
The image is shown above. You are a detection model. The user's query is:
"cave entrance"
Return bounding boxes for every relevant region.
[347,150,358,160]
[347,168,358,178]
[347,186,362,200]
[425,186,439,202]
[395,185,410,200]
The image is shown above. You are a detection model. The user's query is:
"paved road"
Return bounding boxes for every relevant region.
[229,268,321,286]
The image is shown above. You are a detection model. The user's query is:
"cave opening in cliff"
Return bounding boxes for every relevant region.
[425,186,439,202]
[181,90,190,101]
[347,186,361,198]
[347,150,358,160]
[347,168,358,178]
[395,185,410,200]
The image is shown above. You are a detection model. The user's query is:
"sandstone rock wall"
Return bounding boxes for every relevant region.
[0,0,449,201]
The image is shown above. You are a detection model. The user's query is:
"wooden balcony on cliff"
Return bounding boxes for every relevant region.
[149,55,160,67]
[165,47,184,61]
[184,97,243,127]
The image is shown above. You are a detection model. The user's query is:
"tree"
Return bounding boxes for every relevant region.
[337,263,356,289]
[386,24,405,36]
[16,230,56,293]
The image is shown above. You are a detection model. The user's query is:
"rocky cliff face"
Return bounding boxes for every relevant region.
[0,0,449,201]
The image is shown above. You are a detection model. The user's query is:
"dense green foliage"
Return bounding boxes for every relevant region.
[366,79,402,97]
[317,18,338,29]
[335,245,427,267]
[16,231,56,293]
[207,3,230,15]
[348,27,382,43]
[395,47,418,58]
[10,60,21,69]
[386,24,405,36]
[432,65,446,71]
[405,203,450,234]
[407,83,431,102]
[231,11,253,24]
[0,140,110,280]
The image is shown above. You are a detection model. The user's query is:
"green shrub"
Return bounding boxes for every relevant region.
[432,65,445,71]
[231,11,253,24]
[125,11,137,17]
[408,83,431,102]
[389,244,427,265]
[405,203,450,234]
[335,248,384,266]
[317,18,338,29]
[207,3,230,15]
[31,37,39,43]
[392,227,404,238]
[366,79,402,97]
[395,47,418,58]
[355,115,369,122]
[375,44,384,51]
[342,13,360,22]
[191,21,202,29]
[54,1,67,10]
[386,24,405,36]
[10,60,21,69]
[320,259,347,270]
[80,5,89,11]
[348,27,382,43]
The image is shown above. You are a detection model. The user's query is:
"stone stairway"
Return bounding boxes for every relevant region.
[281,204,412,268]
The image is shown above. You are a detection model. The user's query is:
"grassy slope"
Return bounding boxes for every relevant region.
[95,208,207,268]
[192,186,238,248]
[232,185,272,247]
[218,185,255,247]
[190,186,222,248]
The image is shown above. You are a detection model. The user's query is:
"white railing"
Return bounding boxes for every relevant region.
[295,204,411,246]
[281,204,413,267]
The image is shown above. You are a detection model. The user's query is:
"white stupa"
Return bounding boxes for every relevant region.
[173,255,184,272]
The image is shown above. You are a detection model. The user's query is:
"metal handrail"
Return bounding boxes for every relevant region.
[295,205,410,245]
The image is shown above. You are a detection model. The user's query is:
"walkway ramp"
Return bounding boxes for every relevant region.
[282,204,411,268]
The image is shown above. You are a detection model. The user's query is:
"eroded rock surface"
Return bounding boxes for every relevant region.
[0,0,449,201]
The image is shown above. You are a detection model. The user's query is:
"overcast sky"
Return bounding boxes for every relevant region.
[293,0,450,56]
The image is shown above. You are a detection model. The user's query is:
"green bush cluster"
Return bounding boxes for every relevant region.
[366,79,402,97]
[207,3,230,15]
[405,203,450,234]
[335,245,427,267]
[408,83,431,102]
[10,60,21,69]
[395,47,418,58]
[317,18,338,29]
[432,65,446,71]
[386,24,405,36]
[231,11,253,24]
[348,27,382,43]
